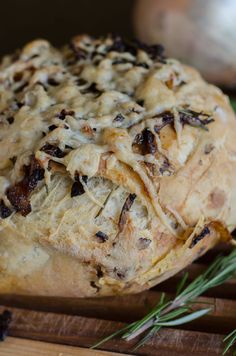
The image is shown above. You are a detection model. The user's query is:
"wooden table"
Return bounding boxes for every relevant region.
[0,243,235,355]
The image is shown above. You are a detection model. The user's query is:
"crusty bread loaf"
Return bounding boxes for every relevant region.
[0,35,235,297]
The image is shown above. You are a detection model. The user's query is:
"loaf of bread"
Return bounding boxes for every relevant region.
[0,35,235,297]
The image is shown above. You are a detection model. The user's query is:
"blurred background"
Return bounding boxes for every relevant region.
[1,0,236,89]
[0,0,134,55]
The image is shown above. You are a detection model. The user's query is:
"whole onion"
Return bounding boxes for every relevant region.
[134,0,236,87]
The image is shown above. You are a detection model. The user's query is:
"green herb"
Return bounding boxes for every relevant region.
[223,329,236,355]
[230,98,236,112]
[92,249,236,350]
[179,109,214,131]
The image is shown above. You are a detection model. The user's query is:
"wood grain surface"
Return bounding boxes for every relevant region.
[0,337,129,356]
[0,306,226,355]
[0,291,235,334]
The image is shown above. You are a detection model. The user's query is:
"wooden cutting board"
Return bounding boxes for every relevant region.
[0,243,235,355]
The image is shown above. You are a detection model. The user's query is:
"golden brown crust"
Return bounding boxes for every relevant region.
[0,35,235,297]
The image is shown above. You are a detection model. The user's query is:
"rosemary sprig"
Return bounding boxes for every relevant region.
[230,98,236,112]
[92,249,236,350]
[223,329,236,355]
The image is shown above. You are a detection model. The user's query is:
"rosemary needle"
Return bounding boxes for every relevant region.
[91,249,236,350]
[223,329,236,355]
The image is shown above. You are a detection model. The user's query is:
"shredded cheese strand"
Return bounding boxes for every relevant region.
[79,176,104,208]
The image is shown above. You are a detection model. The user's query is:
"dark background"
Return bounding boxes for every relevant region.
[0,0,135,56]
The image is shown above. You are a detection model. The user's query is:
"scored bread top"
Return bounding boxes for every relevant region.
[0,35,236,297]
